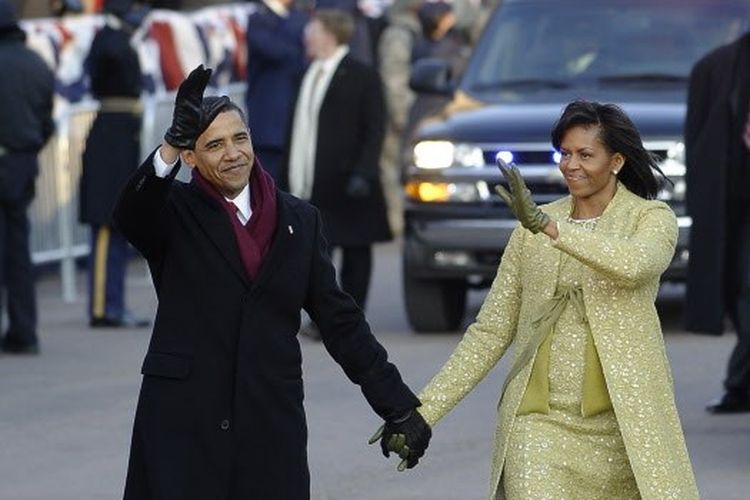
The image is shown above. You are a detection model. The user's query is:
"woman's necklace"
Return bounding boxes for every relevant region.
[565,215,600,231]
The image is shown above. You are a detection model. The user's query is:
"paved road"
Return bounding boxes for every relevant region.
[0,240,747,500]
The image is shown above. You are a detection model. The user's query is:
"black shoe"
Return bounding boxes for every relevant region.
[706,391,750,414]
[90,311,150,329]
[1,338,40,355]
[299,322,322,341]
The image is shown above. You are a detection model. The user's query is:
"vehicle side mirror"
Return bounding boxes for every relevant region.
[409,58,455,95]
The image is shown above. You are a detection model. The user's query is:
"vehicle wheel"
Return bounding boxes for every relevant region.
[403,272,467,333]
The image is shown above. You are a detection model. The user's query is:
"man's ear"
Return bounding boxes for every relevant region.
[181,150,196,168]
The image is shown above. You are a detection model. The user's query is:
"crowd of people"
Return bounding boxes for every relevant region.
[0,0,749,498]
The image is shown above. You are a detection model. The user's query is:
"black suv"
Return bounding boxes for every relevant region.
[402,0,750,332]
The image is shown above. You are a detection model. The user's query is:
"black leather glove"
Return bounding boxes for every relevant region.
[345,174,371,198]
[369,410,431,471]
[164,65,212,149]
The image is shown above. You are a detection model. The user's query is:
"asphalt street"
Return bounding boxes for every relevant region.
[0,240,747,500]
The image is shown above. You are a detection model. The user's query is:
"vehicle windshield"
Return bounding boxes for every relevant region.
[463,0,750,98]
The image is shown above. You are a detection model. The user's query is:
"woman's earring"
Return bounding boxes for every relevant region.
[612,170,619,175]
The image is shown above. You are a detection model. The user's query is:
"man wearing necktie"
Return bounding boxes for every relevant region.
[285,9,392,340]
[114,65,430,500]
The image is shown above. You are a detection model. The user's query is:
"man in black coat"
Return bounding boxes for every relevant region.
[0,0,54,355]
[115,65,431,499]
[685,31,750,413]
[80,0,149,328]
[285,9,391,329]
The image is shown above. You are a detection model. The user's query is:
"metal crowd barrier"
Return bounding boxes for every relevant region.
[30,83,247,302]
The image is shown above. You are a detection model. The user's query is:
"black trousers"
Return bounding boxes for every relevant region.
[724,220,750,393]
[0,153,38,346]
[328,245,372,311]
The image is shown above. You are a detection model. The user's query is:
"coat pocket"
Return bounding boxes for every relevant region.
[141,351,191,380]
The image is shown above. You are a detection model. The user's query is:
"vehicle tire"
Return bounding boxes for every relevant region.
[404,272,467,333]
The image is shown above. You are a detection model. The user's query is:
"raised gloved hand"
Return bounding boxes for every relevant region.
[164,65,212,149]
[495,157,551,234]
[368,409,431,471]
[345,174,371,198]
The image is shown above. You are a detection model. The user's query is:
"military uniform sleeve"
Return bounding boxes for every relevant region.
[552,202,677,288]
[418,227,525,427]
[378,27,415,131]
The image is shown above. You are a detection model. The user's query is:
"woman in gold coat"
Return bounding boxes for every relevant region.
[387,101,699,499]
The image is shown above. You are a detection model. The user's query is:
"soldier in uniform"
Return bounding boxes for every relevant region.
[79,0,149,328]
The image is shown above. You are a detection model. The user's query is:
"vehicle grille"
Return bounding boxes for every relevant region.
[482,148,669,166]
[482,150,556,165]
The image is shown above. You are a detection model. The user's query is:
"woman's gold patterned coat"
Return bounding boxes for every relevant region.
[418,185,699,500]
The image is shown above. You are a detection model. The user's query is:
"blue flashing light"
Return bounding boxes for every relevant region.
[495,150,514,164]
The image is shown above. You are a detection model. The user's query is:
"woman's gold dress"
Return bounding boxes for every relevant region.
[502,217,640,500]
[417,188,699,500]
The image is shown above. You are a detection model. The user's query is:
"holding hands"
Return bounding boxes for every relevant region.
[164,65,212,150]
[495,157,551,234]
[369,409,432,471]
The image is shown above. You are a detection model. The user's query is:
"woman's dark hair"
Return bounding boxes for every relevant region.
[551,99,669,199]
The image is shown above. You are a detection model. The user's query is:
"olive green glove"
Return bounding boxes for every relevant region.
[495,157,551,234]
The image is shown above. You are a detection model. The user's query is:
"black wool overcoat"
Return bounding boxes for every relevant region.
[114,153,419,500]
[283,55,392,246]
[685,33,750,335]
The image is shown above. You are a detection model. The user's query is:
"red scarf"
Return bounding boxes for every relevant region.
[192,160,278,280]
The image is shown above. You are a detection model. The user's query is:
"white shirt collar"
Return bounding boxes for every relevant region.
[317,45,349,74]
[263,0,289,18]
[225,183,252,225]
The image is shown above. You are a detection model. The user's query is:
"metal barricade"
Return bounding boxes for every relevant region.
[30,102,98,302]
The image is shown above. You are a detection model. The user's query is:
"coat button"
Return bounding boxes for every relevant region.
[220,419,230,431]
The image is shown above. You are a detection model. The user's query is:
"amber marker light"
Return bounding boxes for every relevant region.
[405,181,451,202]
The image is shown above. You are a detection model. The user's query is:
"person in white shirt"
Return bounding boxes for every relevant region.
[285,9,392,339]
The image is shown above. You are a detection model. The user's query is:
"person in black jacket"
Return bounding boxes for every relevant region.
[79,0,149,328]
[685,31,750,413]
[285,10,391,342]
[0,0,54,355]
[115,65,431,500]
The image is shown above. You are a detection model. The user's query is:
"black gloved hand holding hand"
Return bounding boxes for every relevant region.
[164,65,212,149]
[369,409,432,471]
[345,174,371,198]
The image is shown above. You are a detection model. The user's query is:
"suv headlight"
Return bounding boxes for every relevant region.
[413,141,484,169]
[666,141,685,164]
[656,142,686,202]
